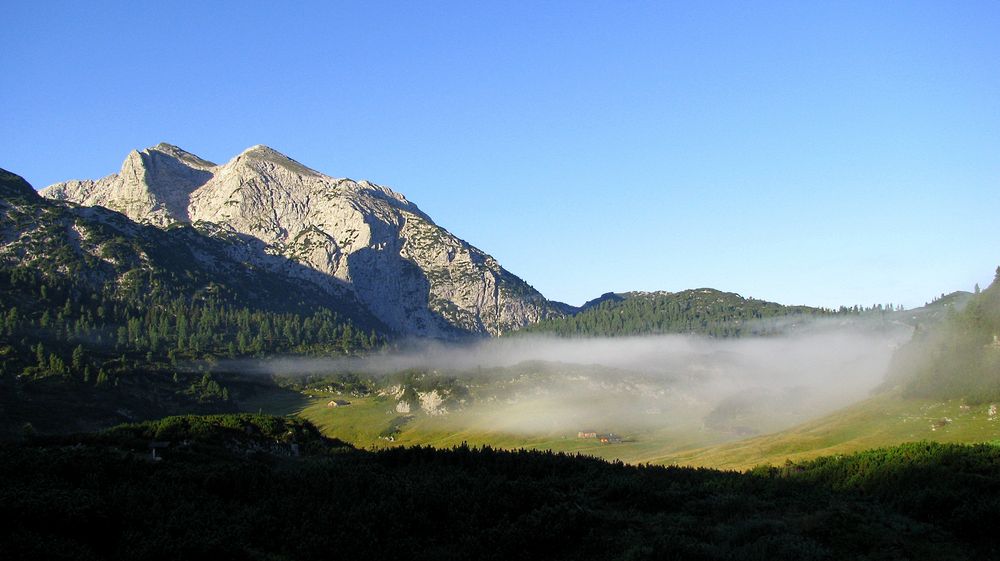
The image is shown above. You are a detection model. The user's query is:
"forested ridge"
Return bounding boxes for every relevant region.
[884,270,1000,403]
[0,169,383,436]
[1,414,997,560]
[522,288,840,337]
[0,267,381,379]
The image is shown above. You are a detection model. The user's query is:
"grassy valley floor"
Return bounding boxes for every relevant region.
[239,388,1000,469]
[241,390,736,462]
[652,392,1000,469]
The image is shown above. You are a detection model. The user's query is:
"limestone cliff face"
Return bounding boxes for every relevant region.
[43,143,216,227]
[43,144,560,336]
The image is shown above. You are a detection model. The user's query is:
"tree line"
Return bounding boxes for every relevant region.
[1,267,380,378]
[884,268,1000,403]
[522,289,837,337]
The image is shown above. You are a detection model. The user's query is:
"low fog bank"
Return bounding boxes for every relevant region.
[222,320,914,438]
[235,321,912,391]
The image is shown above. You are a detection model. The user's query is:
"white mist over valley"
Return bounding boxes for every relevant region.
[230,320,913,445]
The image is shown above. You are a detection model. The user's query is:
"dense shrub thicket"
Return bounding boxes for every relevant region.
[1,415,997,561]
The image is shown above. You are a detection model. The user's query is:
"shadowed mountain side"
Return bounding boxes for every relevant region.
[346,246,461,337]
[0,169,36,200]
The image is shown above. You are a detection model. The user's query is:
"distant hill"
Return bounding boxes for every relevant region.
[521,288,832,337]
[895,290,973,327]
[579,291,626,311]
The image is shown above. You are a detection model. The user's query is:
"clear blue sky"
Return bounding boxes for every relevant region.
[3,1,998,308]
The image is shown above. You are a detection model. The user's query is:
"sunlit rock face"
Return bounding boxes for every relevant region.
[43,143,560,337]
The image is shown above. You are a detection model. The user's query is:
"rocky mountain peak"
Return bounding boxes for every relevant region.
[231,144,318,177]
[40,144,563,337]
[239,143,280,157]
[147,142,216,169]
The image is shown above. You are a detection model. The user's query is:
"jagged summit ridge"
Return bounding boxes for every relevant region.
[150,142,217,167]
[231,144,321,177]
[43,143,216,225]
[41,144,560,336]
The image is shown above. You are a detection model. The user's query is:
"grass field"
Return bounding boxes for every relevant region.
[240,387,743,462]
[650,392,1000,469]
[238,385,1000,469]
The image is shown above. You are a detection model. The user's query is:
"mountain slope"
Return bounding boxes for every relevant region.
[3,168,377,324]
[43,144,561,336]
[40,143,215,226]
[0,168,382,435]
[882,275,1000,403]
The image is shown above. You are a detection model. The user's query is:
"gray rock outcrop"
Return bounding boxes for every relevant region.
[43,143,560,336]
